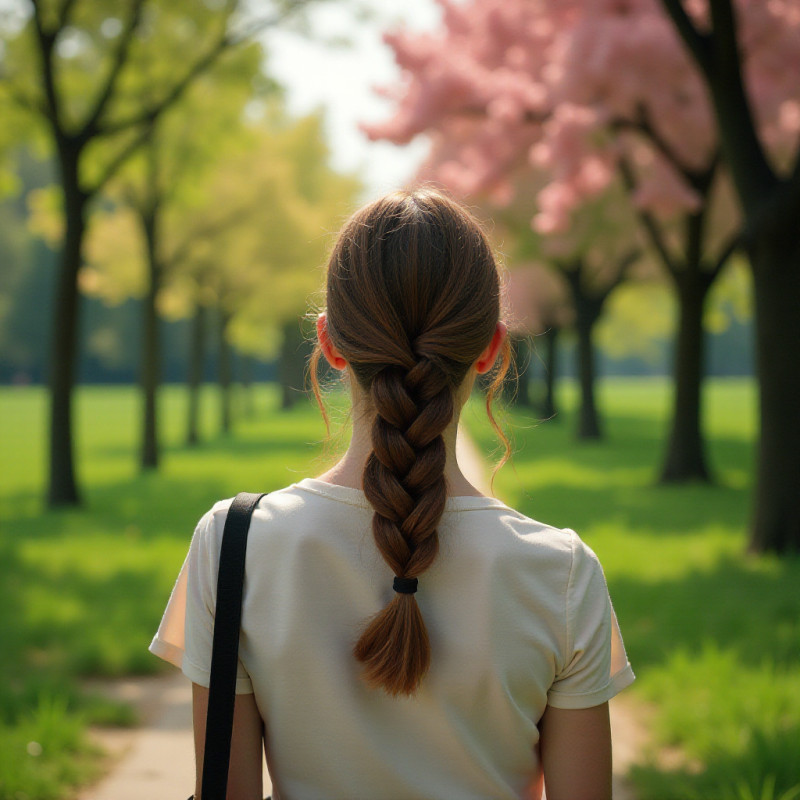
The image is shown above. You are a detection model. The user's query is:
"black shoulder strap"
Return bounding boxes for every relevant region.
[201,491,266,800]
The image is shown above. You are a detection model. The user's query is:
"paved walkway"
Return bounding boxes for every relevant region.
[79,427,642,799]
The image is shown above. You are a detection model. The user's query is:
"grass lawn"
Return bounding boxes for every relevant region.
[1,377,798,799]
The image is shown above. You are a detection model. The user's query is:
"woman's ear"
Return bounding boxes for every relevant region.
[316,312,348,370]
[474,321,508,374]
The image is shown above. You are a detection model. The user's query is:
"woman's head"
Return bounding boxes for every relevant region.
[311,187,510,695]
[322,187,503,394]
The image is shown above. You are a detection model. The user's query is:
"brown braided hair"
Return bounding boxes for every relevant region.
[309,188,510,696]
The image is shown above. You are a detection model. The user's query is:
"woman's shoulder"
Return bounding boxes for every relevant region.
[198,479,366,535]
[439,495,600,572]
[196,483,598,573]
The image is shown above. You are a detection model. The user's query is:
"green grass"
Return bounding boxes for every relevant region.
[1,377,798,799]
[464,376,800,800]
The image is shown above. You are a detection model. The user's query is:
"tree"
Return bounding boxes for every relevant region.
[84,106,357,448]
[503,263,571,419]
[215,112,361,411]
[99,41,262,466]
[366,0,740,475]
[654,0,800,550]
[0,0,308,506]
[500,185,646,439]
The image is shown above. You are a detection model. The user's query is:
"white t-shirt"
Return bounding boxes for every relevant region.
[150,478,634,800]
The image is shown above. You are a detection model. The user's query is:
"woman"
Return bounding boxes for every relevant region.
[151,188,635,800]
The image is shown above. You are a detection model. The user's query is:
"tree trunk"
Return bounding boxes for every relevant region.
[140,209,162,470]
[660,271,715,483]
[748,240,800,553]
[242,355,255,418]
[541,326,559,420]
[502,334,532,406]
[218,309,233,434]
[575,312,602,440]
[657,0,800,551]
[562,264,604,440]
[278,318,307,410]
[186,304,206,447]
[47,148,84,507]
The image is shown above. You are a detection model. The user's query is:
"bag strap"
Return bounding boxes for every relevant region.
[201,491,266,800]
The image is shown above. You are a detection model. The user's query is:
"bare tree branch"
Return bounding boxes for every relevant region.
[593,249,640,303]
[659,0,712,73]
[710,230,740,279]
[615,248,641,285]
[2,82,48,118]
[95,2,309,139]
[86,125,152,197]
[57,0,78,29]
[618,154,678,275]
[81,0,146,140]
[612,106,719,190]
[675,0,775,206]
[611,109,687,177]
[786,145,800,221]
[29,0,63,130]
[226,2,306,46]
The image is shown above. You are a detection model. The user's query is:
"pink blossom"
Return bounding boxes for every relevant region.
[367,0,800,232]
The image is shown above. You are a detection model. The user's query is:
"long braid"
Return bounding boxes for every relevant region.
[354,360,454,694]
[318,188,509,695]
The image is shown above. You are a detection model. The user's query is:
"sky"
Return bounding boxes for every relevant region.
[262,0,443,200]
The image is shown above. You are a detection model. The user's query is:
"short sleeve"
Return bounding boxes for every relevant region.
[546,531,634,709]
[149,505,253,694]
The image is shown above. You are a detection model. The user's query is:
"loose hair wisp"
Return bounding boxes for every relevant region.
[310,188,510,695]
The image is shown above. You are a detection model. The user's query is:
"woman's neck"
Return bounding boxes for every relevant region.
[315,397,485,497]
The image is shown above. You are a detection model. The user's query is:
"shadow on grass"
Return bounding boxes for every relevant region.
[491,406,754,478]
[2,399,333,685]
[472,408,754,537]
[90,428,325,461]
[610,554,800,672]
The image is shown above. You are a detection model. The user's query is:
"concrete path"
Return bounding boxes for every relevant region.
[79,426,643,799]
[81,672,272,799]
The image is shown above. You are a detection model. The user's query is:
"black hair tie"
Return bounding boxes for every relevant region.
[393,576,418,595]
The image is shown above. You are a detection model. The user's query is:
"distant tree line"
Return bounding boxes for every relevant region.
[0,0,359,505]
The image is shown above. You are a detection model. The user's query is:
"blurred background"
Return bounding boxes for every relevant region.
[0,1,797,798]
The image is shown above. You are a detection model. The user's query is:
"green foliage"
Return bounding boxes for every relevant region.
[82,102,361,357]
[597,281,673,362]
[1,1,257,189]
[0,691,100,800]
[706,256,753,333]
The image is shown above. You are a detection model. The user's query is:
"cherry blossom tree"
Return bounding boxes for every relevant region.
[503,263,570,414]
[365,0,764,484]
[494,184,645,438]
[654,0,800,552]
